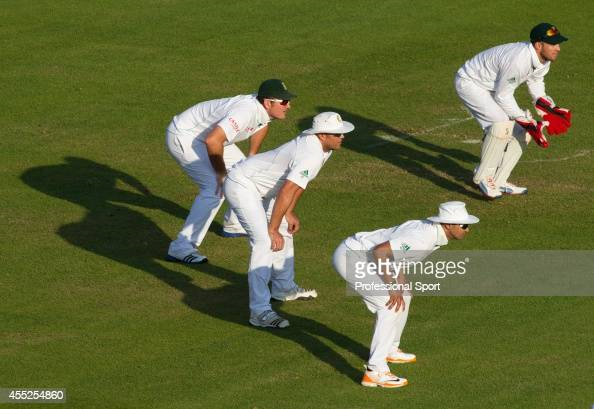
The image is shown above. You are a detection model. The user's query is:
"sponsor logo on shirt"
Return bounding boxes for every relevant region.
[300,170,309,179]
[400,243,411,252]
[229,117,240,133]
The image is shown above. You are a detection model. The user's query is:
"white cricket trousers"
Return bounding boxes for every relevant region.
[455,74,528,185]
[454,74,510,130]
[166,128,245,257]
[333,241,412,374]
[223,171,297,316]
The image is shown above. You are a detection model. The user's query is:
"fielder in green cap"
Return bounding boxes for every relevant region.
[454,23,571,199]
[164,79,296,264]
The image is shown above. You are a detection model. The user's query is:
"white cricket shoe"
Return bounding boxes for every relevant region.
[271,287,318,302]
[477,177,502,199]
[499,182,528,195]
[361,368,408,388]
[249,310,290,329]
[386,348,417,363]
[165,250,207,264]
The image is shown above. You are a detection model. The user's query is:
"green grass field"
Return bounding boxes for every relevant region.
[2,1,593,408]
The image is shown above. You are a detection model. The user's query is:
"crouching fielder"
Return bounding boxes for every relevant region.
[224,112,354,329]
[332,201,479,388]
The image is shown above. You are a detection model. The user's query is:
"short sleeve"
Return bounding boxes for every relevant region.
[388,236,431,264]
[286,151,325,189]
[217,103,255,144]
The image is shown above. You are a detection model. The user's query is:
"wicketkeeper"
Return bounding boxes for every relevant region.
[455,23,571,199]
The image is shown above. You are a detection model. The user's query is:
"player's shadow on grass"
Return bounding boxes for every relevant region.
[300,107,482,199]
[21,157,367,383]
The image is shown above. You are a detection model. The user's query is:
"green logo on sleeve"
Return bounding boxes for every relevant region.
[400,243,411,252]
[300,170,309,178]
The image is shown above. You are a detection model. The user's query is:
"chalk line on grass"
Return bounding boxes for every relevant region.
[366,116,473,149]
[523,149,591,163]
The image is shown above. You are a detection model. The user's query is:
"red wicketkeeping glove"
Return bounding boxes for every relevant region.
[516,117,549,148]
[535,96,571,135]
[544,115,568,135]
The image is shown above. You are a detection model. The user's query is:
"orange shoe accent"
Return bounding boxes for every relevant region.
[386,356,417,364]
[361,371,408,388]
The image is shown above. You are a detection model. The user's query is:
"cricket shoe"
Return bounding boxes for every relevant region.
[361,368,408,388]
[249,310,290,329]
[387,348,416,363]
[477,177,502,199]
[271,287,318,302]
[165,251,207,264]
[499,182,528,195]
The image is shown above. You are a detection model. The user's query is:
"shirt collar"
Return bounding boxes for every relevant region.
[252,94,271,125]
[528,42,545,70]
[434,223,449,246]
[304,133,325,151]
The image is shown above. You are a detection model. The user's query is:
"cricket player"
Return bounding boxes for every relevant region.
[333,201,479,388]
[455,23,571,199]
[165,79,296,264]
[223,112,355,328]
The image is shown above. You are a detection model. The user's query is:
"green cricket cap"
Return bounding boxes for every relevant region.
[257,79,296,100]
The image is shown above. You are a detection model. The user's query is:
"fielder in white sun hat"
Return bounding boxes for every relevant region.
[303,112,355,135]
[427,201,480,225]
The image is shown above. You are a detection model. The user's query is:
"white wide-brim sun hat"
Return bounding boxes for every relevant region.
[427,201,479,224]
[303,112,355,135]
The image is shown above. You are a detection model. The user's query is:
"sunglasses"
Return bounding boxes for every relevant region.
[460,224,469,230]
[267,98,290,106]
[545,27,559,37]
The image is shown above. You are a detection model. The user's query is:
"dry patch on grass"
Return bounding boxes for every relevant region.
[0,331,77,355]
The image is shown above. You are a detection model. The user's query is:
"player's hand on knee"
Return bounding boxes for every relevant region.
[268,229,285,252]
[515,117,549,148]
[285,212,300,235]
[386,291,406,312]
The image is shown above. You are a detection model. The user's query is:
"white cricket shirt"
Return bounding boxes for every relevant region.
[168,94,270,145]
[457,42,550,119]
[228,133,332,198]
[345,220,448,262]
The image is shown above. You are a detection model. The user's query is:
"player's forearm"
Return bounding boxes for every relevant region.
[206,147,227,176]
[494,93,525,119]
[526,79,546,103]
[247,126,269,156]
[373,242,397,284]
[286,188,304,213]
[205,126,229,176]
[205,136,227,176]
[269,184,298,231]
[494,79,525,119]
